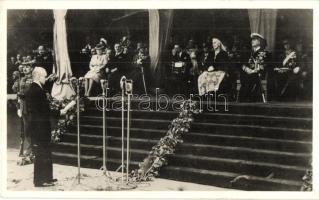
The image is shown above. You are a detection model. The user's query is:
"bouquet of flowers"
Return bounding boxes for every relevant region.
[48,94,85,143]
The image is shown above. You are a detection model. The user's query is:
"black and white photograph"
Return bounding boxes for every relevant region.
[1,0,318,199]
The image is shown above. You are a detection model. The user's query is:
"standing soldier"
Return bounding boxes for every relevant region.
[239,33,271,102]
[12,64,34,161]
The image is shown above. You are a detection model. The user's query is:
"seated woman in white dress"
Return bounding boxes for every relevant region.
[84,44,108,96]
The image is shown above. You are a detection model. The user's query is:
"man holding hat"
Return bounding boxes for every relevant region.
[239,33,271,102]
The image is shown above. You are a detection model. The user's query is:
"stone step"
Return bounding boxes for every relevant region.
[83,108,312,129]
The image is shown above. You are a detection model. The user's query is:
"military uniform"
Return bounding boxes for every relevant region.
[239,48,271,102]
[12,74,33,157]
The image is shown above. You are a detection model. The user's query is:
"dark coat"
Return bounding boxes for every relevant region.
[212,50,229,72]
[112,52,130,75]
[35,53,54,75]
[168,51,191,76]
[25,82,59,144]
[199,51,214,72]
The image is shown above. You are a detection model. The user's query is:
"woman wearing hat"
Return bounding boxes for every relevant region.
[211,38,230,94]
[84,43,108,96]
[239,33,271,102]
[197,38,230,96]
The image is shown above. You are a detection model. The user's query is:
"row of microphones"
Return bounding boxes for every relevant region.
[70,77,84,83]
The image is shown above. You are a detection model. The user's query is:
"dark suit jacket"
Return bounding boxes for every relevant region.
[25,82,59,144]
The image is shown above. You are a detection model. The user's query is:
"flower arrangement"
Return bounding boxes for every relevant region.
[301,169,312,191]
[301,160,312,191]
[48,94,85,143]
[131,100,200,182]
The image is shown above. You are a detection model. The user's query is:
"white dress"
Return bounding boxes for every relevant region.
[84,54,108,82]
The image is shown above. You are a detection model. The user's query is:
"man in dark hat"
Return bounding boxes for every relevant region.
[239,33,271,102]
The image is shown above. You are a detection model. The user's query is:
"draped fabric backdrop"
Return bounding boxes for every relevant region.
[248,9,277,52]
[51,10,75,100]
[148,9,173,86]
[148,10,160,80]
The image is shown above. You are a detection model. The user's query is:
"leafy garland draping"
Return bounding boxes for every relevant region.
[131,100,200,182]
[300,160,312,191]
[48,95,85,143]
[301,169,312,191]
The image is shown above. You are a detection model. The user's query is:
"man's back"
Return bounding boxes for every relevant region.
[25,82,51,144]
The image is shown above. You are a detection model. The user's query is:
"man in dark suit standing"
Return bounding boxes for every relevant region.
[25,67,66,187]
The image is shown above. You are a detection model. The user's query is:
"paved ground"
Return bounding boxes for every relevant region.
[6,100,233,191]
[7,149,233,191]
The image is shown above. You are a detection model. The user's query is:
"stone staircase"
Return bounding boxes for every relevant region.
[52,98,312,191]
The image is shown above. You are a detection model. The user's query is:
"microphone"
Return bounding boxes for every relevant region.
[120,76,126,90]
[70,77,77,81]
[100,79,108,90]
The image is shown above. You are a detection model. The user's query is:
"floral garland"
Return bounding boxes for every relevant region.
[301,169,312,191]
[300,160,312,191]
[48,94,85,143]
[130,100,200,182]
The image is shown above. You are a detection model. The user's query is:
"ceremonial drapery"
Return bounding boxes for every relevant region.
[51,10,75,100]
[148,9,173,85]
[248,9,278,52]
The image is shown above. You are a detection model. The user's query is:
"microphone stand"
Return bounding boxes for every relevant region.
[114,76,127,186]
[70,77,84,185]
[140,66,147,95]
[100,79,111,178]
[115,76,135,189]
[77,77,83,184]
[125,80,133,182]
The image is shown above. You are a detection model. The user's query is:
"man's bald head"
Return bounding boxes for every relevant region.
[32,67,47,85]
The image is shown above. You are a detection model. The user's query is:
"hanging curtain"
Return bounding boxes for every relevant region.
[148,9,173,85]
[148,10,160,78]
[51,9,75,100]
[248,9,277,52]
